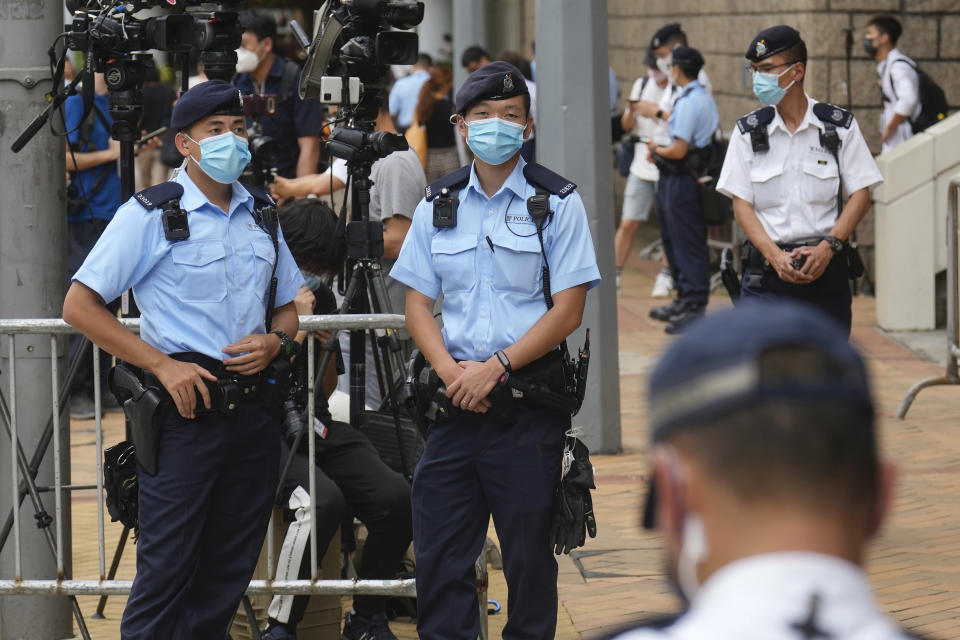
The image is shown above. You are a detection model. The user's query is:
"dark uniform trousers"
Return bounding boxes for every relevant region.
[121,401,280,639]
[413,405,567,640]
[656,172,710,304]
[277,422,412,624]
[741,254,852,336]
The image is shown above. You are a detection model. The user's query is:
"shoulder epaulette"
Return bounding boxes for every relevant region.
[425,166,471,201]
[133,182,184,210]
[736,106,775,134]
[523,162,577,198]
[812,102,854,129]
[241,183,278,209]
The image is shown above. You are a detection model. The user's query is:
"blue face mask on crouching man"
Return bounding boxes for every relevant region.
[466,117,526,165]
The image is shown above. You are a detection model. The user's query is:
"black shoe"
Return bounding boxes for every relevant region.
[649,299,684,322]
[665,303,706,335]
[262,621,296,640]
[69,395,99,420]
[342,611,398,640]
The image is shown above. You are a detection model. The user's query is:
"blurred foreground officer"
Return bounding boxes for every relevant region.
[647,46,718,334]
[609,301,932,640]
[717,26,882,335]
[63,80,303,639]
[391,62,600,640]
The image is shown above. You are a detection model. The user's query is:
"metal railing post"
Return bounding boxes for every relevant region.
[897,177,960,418]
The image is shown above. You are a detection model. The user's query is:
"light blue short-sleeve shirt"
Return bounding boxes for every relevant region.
[668,81,718,149]
[391,158,601,362]
[73,169,304,361]
[388,69,430,129]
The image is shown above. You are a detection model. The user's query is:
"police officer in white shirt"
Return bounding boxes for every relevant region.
[864,15,921,153]
[716,25,883,335]
[607,301,934,640]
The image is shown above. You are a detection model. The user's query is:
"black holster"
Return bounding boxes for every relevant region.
[109,363,165,476]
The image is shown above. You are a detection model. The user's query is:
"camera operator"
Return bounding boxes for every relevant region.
[391,62,600,640]
[62,80,304,639]
[234,12,322,179]
[263,198,412,640]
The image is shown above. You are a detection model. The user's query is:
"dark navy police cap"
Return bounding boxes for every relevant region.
[670,46,704,69]
[641,300,874,529]
[650,22,682,49]
[455,60,529,114]
[170,79,246,130]
[746,25,801,62]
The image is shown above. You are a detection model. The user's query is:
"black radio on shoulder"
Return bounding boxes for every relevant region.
[161,200,189,242]
[432,187,458,228]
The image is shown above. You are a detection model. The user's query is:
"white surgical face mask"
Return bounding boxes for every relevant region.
[676,513,708,601]
[235,47,258,74]
[656,55,672,76]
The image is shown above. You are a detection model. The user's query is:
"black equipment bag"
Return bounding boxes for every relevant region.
[357,411,425,479]
[888,58,948,134]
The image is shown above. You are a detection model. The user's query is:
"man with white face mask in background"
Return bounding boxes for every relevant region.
[234,12,322,179]
[391,61,600,640]
[607,300,935,640]
[717,25,882,336]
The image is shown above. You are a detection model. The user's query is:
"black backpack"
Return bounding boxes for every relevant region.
[887,58,948,133]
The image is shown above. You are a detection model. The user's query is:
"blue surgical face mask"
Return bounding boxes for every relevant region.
[466,117,526,165]
[185,131,251,184]
[752,63,796,106]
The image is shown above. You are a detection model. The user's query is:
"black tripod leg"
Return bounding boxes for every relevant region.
[241,594,263,640]
[93,525,130,617]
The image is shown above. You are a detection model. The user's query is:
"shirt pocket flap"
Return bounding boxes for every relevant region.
[431,234,477,256]
[749,163,782,184]
[251,238,275,262]
[802,161,838,180]
[489,233,542,255]
[171,241,227,267]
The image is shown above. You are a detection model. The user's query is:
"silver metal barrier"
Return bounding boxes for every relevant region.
[896,176,960,418]
[0,315,416,603]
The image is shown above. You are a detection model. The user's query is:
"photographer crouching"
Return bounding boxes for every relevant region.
[262,199,412,640]
[62,80,304,639]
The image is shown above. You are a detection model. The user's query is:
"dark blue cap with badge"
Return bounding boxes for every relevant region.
[650,22,683,50]
[746,25,801,62]
[641,300,874,529]
[455,60,529,115]
[170,79,246,130]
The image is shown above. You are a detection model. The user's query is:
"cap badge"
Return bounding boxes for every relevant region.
[832,108,843,122]
[503,73,514,92]
[756,40,767,56]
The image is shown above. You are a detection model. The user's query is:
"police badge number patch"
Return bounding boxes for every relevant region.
[503,73,514,93]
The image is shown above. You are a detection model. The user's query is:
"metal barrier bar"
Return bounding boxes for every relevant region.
[0,578,417,596]
[51,335,64,577]
[307,332,318,581]
[9,335,21,580]
[1,314,417,604]
[897,177,960,418]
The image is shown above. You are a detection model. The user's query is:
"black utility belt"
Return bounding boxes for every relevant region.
[741,238,838,271]
[145,352,267,415]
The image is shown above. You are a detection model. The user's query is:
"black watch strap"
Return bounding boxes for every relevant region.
[495,350,511,373]
[825,236,844,254]
[273,330,298,358]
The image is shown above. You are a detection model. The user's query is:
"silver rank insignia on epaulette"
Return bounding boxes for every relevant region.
[503,73,514,92]
[746,113,759,127]
[831,108,844,123]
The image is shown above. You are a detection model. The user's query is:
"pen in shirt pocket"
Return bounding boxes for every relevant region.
[486,236,495,252]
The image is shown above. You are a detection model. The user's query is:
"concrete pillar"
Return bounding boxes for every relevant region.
[416,0,453,64]
[535,0,621,454]
[451,0,485,95]
[0,0,72,637]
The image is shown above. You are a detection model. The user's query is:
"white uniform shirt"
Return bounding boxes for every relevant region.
[716,96,883,244]
[610,553,918,640]
[878,49,922,153]
[625,76,668,181]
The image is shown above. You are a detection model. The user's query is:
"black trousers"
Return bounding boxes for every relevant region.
[412,406,567,640]
[741,254,852,336]
[121,402,280,639]
[277,420,412,626]
[657,172,709,304]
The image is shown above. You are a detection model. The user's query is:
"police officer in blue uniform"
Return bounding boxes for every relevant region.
[717,26,883,335]
[646,46,718,334]
[391,62,601,640]
[63,79,304,639]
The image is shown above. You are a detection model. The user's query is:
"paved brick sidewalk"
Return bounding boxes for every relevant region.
[62,256,960,638]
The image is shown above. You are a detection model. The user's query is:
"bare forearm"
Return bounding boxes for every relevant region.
[829,189,871,242]
[66,148,117,172]
[405,291,457,383]
[296,138,320,178]
[63,282,169,371]
[272,302,300,338]
[620,107,635,134]
[733,197,780,262]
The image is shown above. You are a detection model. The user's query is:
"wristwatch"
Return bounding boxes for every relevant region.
[273,330,298,358]
[495,350,512,373]
[824,236,845,254]
[655,109,663,120]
